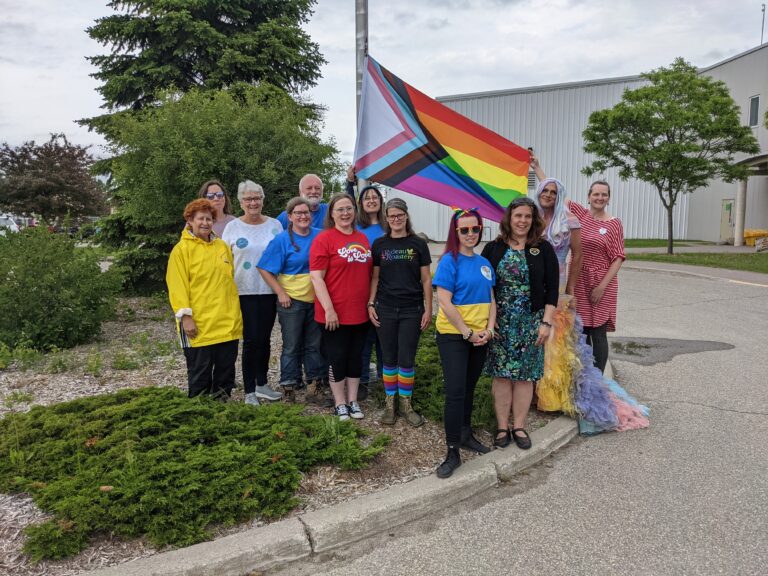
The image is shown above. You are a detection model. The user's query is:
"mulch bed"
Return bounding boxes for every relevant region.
[0,297,557,576]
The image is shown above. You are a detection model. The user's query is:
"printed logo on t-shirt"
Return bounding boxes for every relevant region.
[236,237,249,249]
[337,243,371,263]
[380,248,415,261]
[480,265,493,281]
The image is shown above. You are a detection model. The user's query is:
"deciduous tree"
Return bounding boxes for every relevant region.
[582,58,759,254]
[98,84,340,293]
[0,134,107,222]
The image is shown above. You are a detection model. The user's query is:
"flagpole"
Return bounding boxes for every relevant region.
[355,0,368,193]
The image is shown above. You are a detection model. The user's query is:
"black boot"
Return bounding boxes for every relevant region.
[460,427,490,454]
[436,446,462,479]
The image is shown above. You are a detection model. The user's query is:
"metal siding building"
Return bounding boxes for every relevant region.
[388,45,768,242]
[687,46,768,242]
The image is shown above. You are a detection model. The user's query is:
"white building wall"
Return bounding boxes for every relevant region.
[392,44,768,243]
[687,45,768,241]
[436,78,691,241]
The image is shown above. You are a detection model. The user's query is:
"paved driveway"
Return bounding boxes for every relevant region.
[277,264,768,576]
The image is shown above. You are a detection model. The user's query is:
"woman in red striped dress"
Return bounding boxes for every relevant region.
[568,181,625,373]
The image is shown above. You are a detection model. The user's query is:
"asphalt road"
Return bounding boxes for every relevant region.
[275,264,768,576]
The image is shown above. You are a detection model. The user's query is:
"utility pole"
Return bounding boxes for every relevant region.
[762,4,766,44]
[354,0,369,193]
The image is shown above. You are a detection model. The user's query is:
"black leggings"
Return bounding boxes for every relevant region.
[584,323,609,373]
[240,294,277,392]
[321,322,370,382]
[436,333,488,445]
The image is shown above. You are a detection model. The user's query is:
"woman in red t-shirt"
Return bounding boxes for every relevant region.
[310,194,373,420]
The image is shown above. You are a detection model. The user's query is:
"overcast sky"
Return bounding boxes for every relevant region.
[1,0,765,163]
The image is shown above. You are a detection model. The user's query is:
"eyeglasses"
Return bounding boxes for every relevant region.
[291,210,311,217]
[205,192,225,200]
[333,206,355,213]
[387,213,406,221]
[456,226,482,235]
[241,197,263,204]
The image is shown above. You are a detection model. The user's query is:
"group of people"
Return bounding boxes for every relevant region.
[167,162,643,480]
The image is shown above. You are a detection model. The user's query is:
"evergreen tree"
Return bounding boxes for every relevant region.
[87,0,325,111]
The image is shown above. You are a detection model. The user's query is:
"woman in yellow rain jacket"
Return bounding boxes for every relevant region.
[166,198,243,398]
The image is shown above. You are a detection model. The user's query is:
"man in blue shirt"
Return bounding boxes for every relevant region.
[277,174,328,230]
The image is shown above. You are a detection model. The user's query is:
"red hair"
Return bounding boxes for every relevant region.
[183,198,216,222]
[443,209,483,260]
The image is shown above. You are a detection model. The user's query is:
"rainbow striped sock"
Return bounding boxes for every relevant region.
[383,365,398,396]
[398,367,414,397]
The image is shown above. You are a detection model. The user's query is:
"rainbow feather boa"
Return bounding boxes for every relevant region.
[537,297,649,434]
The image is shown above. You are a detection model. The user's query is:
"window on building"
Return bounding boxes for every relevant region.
[749,95,760,128]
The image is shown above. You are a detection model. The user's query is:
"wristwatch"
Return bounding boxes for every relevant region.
[367,302,375,308]
[463,329,474,341]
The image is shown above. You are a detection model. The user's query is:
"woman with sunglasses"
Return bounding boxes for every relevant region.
[197,180,235,237]
[531,177,583,413]
[221,180,284,406]
[481,197,559,450]
[433,208,496,479]
[257,197,326,403]
[310,193,373,420]
[530,157,649,434]
[356,185,386,399]
[368,198,432,427]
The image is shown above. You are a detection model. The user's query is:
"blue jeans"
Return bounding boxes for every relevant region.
[276,299,325,386]
[360,324,383,384]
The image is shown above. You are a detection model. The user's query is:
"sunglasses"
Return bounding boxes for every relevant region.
[205,192,225,200]
[456,226,482,235]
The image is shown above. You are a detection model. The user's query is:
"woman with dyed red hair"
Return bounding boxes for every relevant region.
[166,198,242,398]
[432,208,496,479]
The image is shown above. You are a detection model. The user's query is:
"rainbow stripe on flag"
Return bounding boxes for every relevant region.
[353,56,530,222]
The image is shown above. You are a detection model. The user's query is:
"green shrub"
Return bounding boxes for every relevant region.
[0,387,387,560]
[0,228,121,351]
[413,320,496,433]
[0,343,12,369]
[85,352,103,376]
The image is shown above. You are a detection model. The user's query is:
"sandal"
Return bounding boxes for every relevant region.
[511,428,532,450]
[493,429,511,449]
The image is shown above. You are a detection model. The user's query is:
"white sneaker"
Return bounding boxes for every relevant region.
[244,392,260,406]
[254,385,283,401]
[348,401,364,419]
[334,404,350,421]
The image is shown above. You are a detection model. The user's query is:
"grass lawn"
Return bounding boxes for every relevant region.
[624,239,712,248]
[627,252,768,274]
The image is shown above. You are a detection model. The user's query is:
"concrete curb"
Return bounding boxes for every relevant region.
[87,416,578,576]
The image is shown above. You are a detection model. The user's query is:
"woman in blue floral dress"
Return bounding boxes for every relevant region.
[482,198,559,450]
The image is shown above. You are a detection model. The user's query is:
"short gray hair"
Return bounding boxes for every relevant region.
[298,173,323,193]
[237,180,265,202]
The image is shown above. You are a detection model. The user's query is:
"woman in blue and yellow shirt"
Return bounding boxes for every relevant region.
[432,208,496,479]
[257,197,325,402]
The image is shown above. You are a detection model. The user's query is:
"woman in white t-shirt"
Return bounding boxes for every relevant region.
[221,180,283,405]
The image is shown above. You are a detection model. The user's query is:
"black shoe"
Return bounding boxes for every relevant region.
[357,383,369,401]
[493,429,511,449]
[511,428,532,450]
[460,427,490,454]
[436,446,462,479]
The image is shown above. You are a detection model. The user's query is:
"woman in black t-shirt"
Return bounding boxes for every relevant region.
[368,198,432,426]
